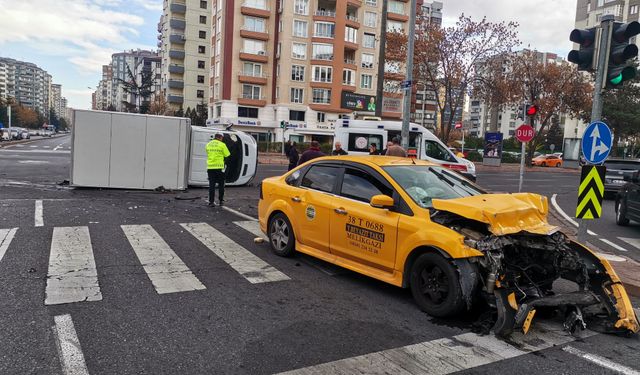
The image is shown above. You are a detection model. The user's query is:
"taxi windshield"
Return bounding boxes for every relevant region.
[383,165,485,208]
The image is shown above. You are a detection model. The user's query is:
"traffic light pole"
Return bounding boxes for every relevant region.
[401,0,417,149]
[577,15,613,242]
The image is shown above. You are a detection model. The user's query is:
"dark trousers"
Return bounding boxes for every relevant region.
[207,169,226,203]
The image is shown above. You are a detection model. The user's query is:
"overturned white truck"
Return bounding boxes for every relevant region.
[70,110,257,190]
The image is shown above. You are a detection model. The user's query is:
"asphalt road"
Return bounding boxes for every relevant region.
[1,137,639,375]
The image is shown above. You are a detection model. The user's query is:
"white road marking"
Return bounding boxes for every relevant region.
[550,194,596,235]
[221,205,258,221]
[53,143,65,151]
[181,222,290,283]
[595,253,627,262]
[0,228,18,264]
[30,145,37,148]
[233,220,266,239]
[15,144,24,147]
[45,227,102,305]
[53,314,90,375]
[121,224,206,294]
[619,237,640,250]
[562,346,640,375]
[35,200,44,227]
[0,149,71,154]
[43,145,50,148]
[600,238,629,252]
[278,323,596,375]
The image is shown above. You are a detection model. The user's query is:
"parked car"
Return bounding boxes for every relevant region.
[20,129,30,139]
[9,128,20,140]
[615,170,640,225]
[531,154,562,167]
[604,159,640,196]
[0,129,9,141]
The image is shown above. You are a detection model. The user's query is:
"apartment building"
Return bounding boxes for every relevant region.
[94,65,114,110]
[209,0,429,142]
[0,61,8,100]
[0,57,53,116]
[159,0,211,113]
[575,0,640,28]
[109,50,161,112]
[51,84,63,117]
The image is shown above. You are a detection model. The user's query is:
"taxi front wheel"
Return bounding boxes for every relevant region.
[410,253,465,317]
[268,213,296,257]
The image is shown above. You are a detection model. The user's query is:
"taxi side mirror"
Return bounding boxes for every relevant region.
[370,195,394,209]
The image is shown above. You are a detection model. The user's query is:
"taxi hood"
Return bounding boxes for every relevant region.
[431,193,557,236]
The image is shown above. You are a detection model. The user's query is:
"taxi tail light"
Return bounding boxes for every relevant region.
[442,163,468,172]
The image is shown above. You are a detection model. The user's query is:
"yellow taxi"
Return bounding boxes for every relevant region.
[258,156,638,337]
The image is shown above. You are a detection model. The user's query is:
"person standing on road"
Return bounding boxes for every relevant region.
[385,137,408,157]
[298,141,325,165]
[206,133,230,207]
[381,141,393,155]
[331,142,348,156]
[288,142,299,171]
[369,143,380,155]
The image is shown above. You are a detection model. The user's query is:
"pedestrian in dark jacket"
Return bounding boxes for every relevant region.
[331,142,348,155]
[287,143,299,171]
[385,137,408,157]
[369,143,380,155]
[298,141,325,165]
[284,140,292,157]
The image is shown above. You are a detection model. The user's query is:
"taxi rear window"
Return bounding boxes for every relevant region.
[301,165,339,193]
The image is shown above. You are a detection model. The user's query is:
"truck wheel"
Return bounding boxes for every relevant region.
[268,213,296,257]
[410,253,464,317]
[616,200,630,226]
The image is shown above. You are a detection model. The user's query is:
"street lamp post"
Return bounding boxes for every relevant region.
[401,0,418,149]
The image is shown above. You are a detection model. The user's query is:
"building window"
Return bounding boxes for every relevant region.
[363,33,375,48]
[244,0,266,9]
[216,104,221,117]
[199,30,207,39]
[198,60,205,69]
[294,0,309,15]
[198,45,206,54]
[291,65,305,81]
[242,84,261,99]
[243,62,262,76]
[343,69,355,86]
[292,42,307,59]
[213,83,219,99]
[197,90,204,98]
[361,74,373,89]
[216,39,221,56]
[200,0,207,9]
[312,66,333,82]
[314,22,335,38]
[387,20,404,32]
[631,5,639,14]
[197,75,205,83]
[345,27,358,43]
[238,106,259,118]
[200,15,207,24]
[388,0,405,14]
[243,39,266,54]
[290,88,304,103]
[312,43,333,60]
[312,88,331,104]
[361,53,374,69]
[289,110,306,121]
[244,16,266,32]
[216,17,221,33]
[364,11,377,27]
[293,20,308,37]
[317,112,325,123]
[365,0,376,6]
[215,61,220,77]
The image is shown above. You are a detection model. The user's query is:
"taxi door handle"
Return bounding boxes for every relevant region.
[291,196,301,203]
[334,208,348,215]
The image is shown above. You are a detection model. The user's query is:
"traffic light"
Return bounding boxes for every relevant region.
[516,103,526,120]
[606,21,640,89]
[568,27,598,71]
[280,120,285,129]
[526,105,538,117]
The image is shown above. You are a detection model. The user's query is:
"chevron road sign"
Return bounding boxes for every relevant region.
[576,165,606,219]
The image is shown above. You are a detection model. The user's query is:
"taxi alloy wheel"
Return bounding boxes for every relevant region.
[616,200,630,226]
[410,253,464,317]
[269,213,295,257]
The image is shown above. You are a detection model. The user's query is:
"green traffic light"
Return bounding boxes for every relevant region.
[610,74,623,85]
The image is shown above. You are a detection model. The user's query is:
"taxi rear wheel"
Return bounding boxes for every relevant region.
[269,213,295,257]
[410,253,464,317]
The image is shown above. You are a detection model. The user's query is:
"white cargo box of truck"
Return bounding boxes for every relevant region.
[71,110,190,190]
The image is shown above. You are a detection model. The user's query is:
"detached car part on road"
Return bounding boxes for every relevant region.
[259,156,639,337]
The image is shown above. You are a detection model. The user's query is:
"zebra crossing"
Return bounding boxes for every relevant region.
[0,221,289,306]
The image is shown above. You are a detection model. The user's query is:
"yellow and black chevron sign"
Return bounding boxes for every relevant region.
[576,165,606,219]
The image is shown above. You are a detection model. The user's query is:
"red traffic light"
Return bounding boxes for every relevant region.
[526,105,538,116]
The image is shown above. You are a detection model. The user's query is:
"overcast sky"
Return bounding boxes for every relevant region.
[0,0,578,110]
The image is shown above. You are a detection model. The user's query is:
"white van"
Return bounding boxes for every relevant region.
[333,119,476,181]
[188,126,258,187]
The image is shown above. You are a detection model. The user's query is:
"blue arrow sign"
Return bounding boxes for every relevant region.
[581,121,612,164]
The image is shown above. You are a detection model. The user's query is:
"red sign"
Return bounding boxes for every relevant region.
[515,124,535,142]
[455,122,463,129]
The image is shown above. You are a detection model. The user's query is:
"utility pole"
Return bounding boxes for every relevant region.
[375,0,388,118]
[401,0,417,149]
[577,15,613,242]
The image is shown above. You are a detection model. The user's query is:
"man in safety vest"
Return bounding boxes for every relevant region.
[205,133,231,206]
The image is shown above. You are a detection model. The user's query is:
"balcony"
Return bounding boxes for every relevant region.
[239,50,269,63]
[344,58,357,68]
[347,0,362,7]
[168,64,185,74]
[238,71,268,85]
[168,79,184,89]
[344,41,358,51]
[240,26,269,41]
[167,94,184,104]
[313,9,336,22]
[241,2,270,18]
[170,1,186,13]
[387,12,409,22]
[346,15,360,28]
[169,34,186,44]
[169,49,185,59]
[238,95,267,107]
[170,18,186,29]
